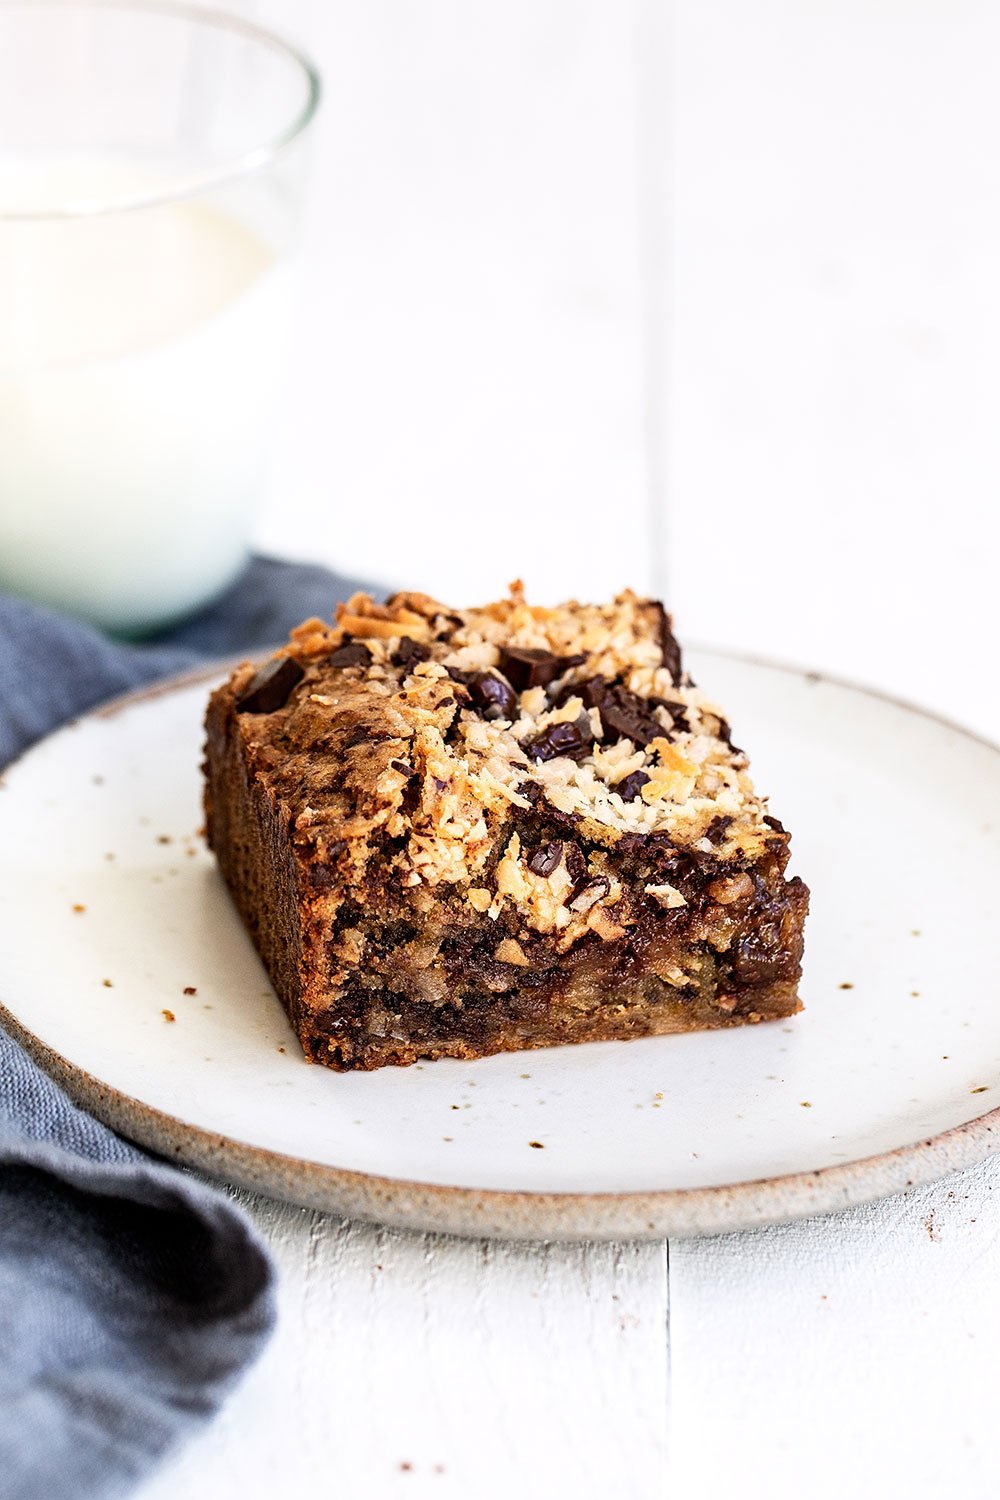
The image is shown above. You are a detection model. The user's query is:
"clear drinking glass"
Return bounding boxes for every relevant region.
[0,0,321,635]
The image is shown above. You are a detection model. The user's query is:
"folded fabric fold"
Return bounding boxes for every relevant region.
[0,556,372,1500]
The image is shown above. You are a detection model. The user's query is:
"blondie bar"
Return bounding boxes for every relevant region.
[204,587,808,1070]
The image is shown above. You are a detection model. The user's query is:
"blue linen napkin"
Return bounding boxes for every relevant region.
[0,556,372,1500]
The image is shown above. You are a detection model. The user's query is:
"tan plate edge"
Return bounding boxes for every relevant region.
[3,995,999,1240]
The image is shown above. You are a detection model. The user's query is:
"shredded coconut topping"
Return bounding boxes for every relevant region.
[237,585,785,939]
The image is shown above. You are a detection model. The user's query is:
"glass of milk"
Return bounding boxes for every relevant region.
[0,1,321,635]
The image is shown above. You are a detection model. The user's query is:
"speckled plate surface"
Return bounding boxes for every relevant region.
[1,653,998,1241]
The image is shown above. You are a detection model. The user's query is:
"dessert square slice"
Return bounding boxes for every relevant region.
[204,587,809,1071]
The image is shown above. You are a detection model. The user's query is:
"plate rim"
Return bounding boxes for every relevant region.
[2,652,999,1241]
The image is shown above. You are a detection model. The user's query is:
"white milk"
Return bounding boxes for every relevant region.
[0,160,292,633]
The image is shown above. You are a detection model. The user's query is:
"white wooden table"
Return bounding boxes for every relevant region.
[139,1159,1000,1499]
[143,4,1000,1494]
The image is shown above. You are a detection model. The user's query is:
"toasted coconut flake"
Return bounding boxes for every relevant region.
[495,937,530,966]
[337,612,432,641]
[243,584,784,938]
[708,873,755,906]
[590,907,627,941]
[645,883,687,910]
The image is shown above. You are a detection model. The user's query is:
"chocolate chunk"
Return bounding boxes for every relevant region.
[498,646,583,691]
[653,602,683,684]
[392,637,431,669]
[710,714,740,753]
[236,656,304,714]
[563,843,588,887]
[568,875,610,912]
[469,672,517,721]
[601,703,657,747]
[446,666,517,721]
[617,770,649,803]
[523,715,594,763]
[527,841,564,877]
[562,676,671,748]
[650,695,689,731]
[326,641,372,670]
[704,813,733,844]
[576,676,610,709]
[597,684,664,748]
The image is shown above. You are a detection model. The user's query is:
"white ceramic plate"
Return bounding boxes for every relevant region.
[1,654,998,1241]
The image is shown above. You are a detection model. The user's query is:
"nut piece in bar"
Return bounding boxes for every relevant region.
[204,585,809,1070]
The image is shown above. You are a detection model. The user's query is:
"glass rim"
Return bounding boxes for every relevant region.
[0,0,322,221]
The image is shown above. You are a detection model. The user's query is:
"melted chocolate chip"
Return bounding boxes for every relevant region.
[526,841,564,877]
[236,656,304,713]
[730,924,797,985]
[704,813,733,844]
[344,724,400,751]
[710,715,741,754]
[306,843,348,892]
[511,779,581,833]
[523,715,594,763]
[568,875,610,912]
[654,602,683,684]
[392,637,431,669]
[326,641,372,669]
[615,832,648,856]
[498,646,583,691]
[617,770,649,803]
